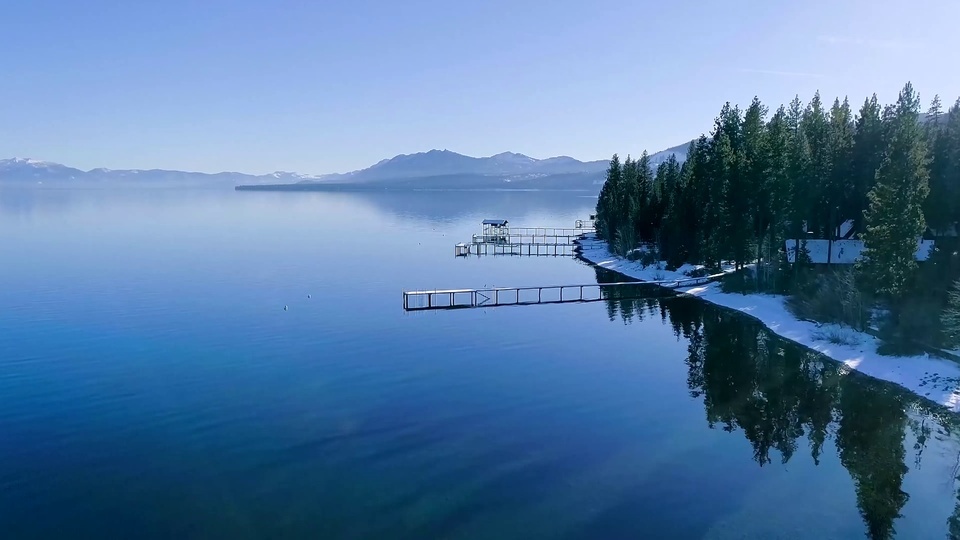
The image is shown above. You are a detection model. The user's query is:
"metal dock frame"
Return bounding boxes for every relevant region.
[402,275,719,311]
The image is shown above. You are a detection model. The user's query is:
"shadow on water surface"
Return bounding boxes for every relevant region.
[595,266,960,540]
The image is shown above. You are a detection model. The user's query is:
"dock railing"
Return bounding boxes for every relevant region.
[471,233,583,245]
[402,275,721,311]
[505,226,594,237]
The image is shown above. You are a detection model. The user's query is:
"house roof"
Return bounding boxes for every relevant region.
[928,223,958,237]
[482,219,508,226]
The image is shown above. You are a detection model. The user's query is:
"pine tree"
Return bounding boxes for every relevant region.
[663,139,709,266]
[704,103,741,269]
[849,95,884,234]
[662,155,692,268]
[828,97,854,238]
[654,155,684,253]
[765,106,793,286]
[596,176,610,239]
[635,151,654,242]
[741,97,770,269]
[620,155,638,238]
[786,96,811,271]
[884,102,897,121]
[690,135,712,264]
[858,82,930,312]
[945,279,960,348]
[652,155,681,250]
[947,100,960,230]
[927,94,943,127]
[803,91,833,237]
[926,96,960,236]
[722,102,748,266]
[596,154,622,242]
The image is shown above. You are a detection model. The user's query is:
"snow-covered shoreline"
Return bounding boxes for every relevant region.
[577,234,960,413]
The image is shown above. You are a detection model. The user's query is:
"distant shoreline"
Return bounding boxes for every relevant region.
[234,183,598,192]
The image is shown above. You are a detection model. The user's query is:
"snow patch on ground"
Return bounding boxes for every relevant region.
[579,235,960,413]
[578,237,735,282]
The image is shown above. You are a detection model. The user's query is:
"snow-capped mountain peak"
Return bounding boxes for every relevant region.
[1,157,57,167]
[489,151,536,164]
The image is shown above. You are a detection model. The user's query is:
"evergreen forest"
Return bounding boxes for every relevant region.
[595,83,960,348]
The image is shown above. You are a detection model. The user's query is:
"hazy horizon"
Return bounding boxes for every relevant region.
[1,148,618,177]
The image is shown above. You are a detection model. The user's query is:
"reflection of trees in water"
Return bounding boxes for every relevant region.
[682,303,838,466]
[593,266,958,540]
[951,456,960,540]
[943,425,960,540]
[597,281,668,325]
[836,380,909,540]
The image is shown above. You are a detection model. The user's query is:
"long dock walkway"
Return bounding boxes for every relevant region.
[456,220,596,257]
[472,233,584,245]
[497,227,594,238]
[402,275,719,311]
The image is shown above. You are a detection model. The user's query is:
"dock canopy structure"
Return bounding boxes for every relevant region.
[481,219,509,243]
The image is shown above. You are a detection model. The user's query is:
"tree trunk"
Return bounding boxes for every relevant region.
[756,213,764,290]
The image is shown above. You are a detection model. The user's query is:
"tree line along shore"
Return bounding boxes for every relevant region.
[594,82,960,351]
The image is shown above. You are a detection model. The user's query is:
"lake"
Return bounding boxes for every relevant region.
[1,186,959,539]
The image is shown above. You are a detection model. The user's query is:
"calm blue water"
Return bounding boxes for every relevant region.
[1,187,960,539]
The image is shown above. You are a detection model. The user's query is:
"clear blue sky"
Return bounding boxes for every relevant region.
[2,0,957,175]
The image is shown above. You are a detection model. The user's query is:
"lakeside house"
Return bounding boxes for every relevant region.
[784,218,940,265]
[785,238,935,265]
[928,224,959,238]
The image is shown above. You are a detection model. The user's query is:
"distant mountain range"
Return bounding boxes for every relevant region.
[0,158,320,185]
[240,144,694,191]
[300,144,694,185]
[306,149,608,184]
[0,142,692,191]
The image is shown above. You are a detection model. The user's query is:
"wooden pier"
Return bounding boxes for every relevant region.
[472,232,582,245]
[495,226,594,237]
[457,219,595,257]
[402,275,719,311]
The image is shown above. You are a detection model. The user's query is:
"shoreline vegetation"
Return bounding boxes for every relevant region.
[578,244,960,540]
[589,81,960,412]
[576,233,960,413]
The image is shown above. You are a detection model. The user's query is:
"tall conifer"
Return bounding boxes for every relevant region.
[858,83,930,310]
